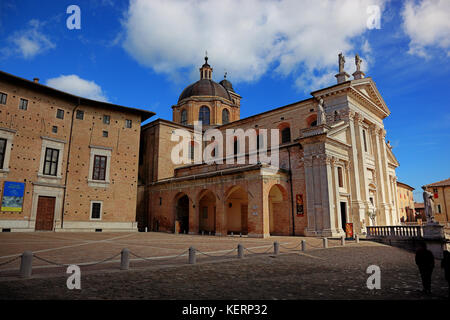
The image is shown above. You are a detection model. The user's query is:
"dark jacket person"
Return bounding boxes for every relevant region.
[415,242,434,294]
[441,250,450,298]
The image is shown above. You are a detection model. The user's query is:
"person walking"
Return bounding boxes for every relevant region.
[441,250,450,298]
[415,241,435,294]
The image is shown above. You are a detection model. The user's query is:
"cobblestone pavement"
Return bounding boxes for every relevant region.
[0,232,448,300]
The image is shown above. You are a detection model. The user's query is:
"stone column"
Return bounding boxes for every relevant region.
[347,111,366,234]
[304,156,317,236]
[372,126,388,225]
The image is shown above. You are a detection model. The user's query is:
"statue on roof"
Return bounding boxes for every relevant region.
[317,98,326,125]
[355,54,362,72]
[338,53,345,73]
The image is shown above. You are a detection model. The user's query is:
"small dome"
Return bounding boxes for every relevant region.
[219,79,234,92]
[178,79,232,102]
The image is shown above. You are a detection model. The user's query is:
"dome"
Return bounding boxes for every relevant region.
[178,79,232,102]
[219,79,234,92]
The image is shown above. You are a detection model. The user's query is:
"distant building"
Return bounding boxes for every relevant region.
[414,202,425,221]
[396,181,415,223]
[423,178,450,225]
[0,70,154,232]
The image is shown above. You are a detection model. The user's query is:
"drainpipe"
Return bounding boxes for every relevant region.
[60,98,80,230]
[287,145,295,236]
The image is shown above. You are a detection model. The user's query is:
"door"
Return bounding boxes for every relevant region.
[35,196,56,231]
[340,202,347,231]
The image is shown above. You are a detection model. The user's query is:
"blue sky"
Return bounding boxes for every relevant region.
[0,0,449,201]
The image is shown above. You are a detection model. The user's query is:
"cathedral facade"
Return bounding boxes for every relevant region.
[138,54,401,238]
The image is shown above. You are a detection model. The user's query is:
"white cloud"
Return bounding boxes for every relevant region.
[46,75,108,102]
[121,0,385,92]
[7,19,55,59]
[402,0,450,58]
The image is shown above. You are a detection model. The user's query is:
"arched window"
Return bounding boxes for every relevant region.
[199,106,210,125]
[310,120,317,127]
[181,109,187,125]
[222,108,230,124]
[281,127,291,144]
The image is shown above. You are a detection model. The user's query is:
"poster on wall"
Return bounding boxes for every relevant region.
[296,194,304,216]
[345,223,354,239]
[1,181,25,212]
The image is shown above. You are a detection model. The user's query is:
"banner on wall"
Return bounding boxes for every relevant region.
[1,181,25,212]
[296,194,304,216]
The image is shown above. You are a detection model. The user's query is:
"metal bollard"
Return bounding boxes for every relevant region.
[341,235,345,246]
[239,232,242,238]
[189,246,196,264]
[209,231,211,236]
[237,244,244,259]
[323,238,328,248]
[145,227,148,232]
[274,241,280,255]
[201,230,204,236]
[356,234,360,243]
[121,248,130,270]
[184,230,187,234]
[20,251,33,278]
[301,240,306,252]
[231,232,233,236]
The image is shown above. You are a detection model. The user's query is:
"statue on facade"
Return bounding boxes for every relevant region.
[317,98,326,125]
[423,188,436,223]
[355,54,362,72]
[338,53,345,73]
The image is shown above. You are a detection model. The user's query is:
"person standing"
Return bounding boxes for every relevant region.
[415,241,435,294]
[441,250,450,298]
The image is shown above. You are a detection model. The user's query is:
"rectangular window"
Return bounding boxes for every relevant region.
[102,130,108,137]
[337,167,344,188]
[56,109,64,119]
[103,115,110,125]
[362,130,368,152]
[125,119,132,128]
[19,98,28,110]
[76,110,84,120]
[52,126,58,133]
[0,92,7,105]
[0,138,6,168]
[437,204,442,214]
[91,202,102,219]
[92,155,107,180]
[43,148,59,176]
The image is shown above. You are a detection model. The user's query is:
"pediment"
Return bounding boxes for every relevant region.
[352,79,390,116]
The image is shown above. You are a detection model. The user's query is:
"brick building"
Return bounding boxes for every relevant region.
[0,70,153,232]
[396,181,415,222]
[138,55,401,237]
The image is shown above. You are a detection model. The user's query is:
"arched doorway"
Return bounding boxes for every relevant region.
[225,186,248,235]
[198,190,216,234]
[175,194,189,234]
[269,184,289,235]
